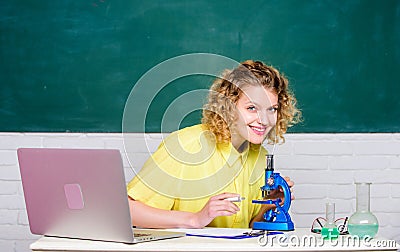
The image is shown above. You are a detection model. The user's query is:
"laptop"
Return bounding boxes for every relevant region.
[17,148,185,243]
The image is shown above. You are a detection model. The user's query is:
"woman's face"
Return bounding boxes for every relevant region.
[231,85,278,150]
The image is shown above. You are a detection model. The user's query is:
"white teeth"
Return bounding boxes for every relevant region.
[251,126,265,132]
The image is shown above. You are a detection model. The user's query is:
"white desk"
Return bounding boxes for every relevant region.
[30,228,399,252]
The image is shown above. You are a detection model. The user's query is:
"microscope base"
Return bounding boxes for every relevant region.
[252,221,294,231]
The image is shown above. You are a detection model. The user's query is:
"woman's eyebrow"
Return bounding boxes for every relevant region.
[244,101,278,108]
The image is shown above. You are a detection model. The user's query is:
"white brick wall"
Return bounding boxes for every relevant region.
[0,132,399,251]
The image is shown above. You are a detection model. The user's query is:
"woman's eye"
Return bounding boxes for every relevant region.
[247,106,256,111]
[267,107,278,113]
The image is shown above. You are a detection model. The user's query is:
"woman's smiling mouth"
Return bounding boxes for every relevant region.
[249,125,267,136]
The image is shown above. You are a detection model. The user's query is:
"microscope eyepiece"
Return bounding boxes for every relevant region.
[266,154,274,171]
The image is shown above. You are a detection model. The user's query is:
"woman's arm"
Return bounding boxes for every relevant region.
[128,197,198,228]
[128,192,241,229]
[249,204,276,228]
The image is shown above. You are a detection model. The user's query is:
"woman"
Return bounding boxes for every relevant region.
[127,60,301,229]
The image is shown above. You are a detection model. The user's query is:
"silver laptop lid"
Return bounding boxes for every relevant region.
[18,148,136,243]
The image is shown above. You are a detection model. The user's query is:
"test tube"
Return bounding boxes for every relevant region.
[325,202,336,226]
[321,202,339,239]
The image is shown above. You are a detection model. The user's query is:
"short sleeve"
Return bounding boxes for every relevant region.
[126,139,176,210]
[126,125,208,209]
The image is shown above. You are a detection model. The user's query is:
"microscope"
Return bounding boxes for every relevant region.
[252,154,294,231]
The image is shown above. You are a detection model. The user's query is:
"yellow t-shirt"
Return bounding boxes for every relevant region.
[127,124,267,228]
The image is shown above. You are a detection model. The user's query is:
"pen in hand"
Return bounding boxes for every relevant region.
[224,196,246,202]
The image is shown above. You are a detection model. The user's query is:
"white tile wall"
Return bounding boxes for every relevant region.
[0,132,399,252]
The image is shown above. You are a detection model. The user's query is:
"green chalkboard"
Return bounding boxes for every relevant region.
[1,1,399,133]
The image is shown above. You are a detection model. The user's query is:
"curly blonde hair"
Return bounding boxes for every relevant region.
[201,60,301,144]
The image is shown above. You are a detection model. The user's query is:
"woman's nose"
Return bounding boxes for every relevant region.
[258,111,276,125]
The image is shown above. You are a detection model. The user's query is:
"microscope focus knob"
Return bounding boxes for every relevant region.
[267,176,274,186]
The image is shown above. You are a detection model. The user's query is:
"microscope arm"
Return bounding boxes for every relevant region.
[273,173,291,212]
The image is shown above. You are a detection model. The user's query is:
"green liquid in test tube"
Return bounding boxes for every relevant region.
[321,203,339,240]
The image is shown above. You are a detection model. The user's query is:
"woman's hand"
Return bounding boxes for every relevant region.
[265,176,295,203]
[284,176,295,200]
[192,192,241,228]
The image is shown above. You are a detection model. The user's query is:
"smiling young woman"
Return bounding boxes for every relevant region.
[126,60,301,229]
[230,85,279,151]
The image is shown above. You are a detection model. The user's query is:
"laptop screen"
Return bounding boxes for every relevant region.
[18,148,136,243]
